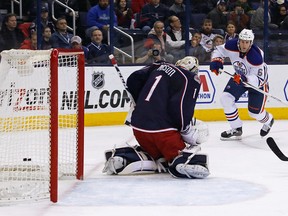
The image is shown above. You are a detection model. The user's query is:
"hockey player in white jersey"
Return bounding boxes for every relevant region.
[209,28,274,140]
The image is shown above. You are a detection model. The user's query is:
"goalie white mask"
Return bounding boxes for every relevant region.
[175,56,199,74]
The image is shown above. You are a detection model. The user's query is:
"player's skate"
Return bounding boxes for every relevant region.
[260,118,274,137]
[220,127,242,140]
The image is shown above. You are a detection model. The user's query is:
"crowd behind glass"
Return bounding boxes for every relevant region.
[0,0,287,64]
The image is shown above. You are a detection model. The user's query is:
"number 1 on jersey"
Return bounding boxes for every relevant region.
[145,75,162,101]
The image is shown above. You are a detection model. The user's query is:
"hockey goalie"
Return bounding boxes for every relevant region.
[103,57,210,179]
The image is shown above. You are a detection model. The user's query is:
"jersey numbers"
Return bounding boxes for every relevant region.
[193,88,198,99]
[145,75,162,101]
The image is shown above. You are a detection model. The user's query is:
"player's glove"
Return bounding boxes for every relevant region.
[233,74,247,84]
[181,123,199,146]
[210,57,224,75]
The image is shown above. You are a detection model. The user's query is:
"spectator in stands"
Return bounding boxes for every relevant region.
[227,3,250,33]
[200,19,216,53]
[190,0,215,14]
[207,0,228,31]
[212,33,232,62]
[270,0,287,22]
[70,35,89,60]
[164,0,177,7]
[0,13,24,52]
[281,13,288,27]
[212,34,224,47]
[271,4,288,28]
[131,0,150,14]
[139,0,170,33]
[54,0,80,28]
[188,32,209,63]
[166,15,192,62]
[50,17,73,49]
[29,5,55,35]
[136,42,165,63]
[144,21,174,63]
[41,26,52,50]
[226,0,238,7]
[24,0,50,21]
[86,0,118,43]
[115,0,134,29]
[20,31,37,50]
[227,0,255,15]
[250,0,278,31]
[224,20,238,42]
[169,0,186,25]
[280,15,288,29]
[87,29,111,64]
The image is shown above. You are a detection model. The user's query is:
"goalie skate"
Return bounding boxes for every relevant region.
[220,127,242,141]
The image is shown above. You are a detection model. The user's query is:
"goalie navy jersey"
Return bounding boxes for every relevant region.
[127,61,201,133]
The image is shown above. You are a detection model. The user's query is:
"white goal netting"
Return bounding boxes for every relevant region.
[0,49,84,203]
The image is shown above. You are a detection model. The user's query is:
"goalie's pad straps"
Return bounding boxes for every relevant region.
[120,160,157,174]
[168,153,209,179]
[184,145,201,165]
[155,158,168,173]
[103,146,159,175]
[102,156,124,175]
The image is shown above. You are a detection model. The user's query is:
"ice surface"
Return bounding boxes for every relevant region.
[1,120,288,216]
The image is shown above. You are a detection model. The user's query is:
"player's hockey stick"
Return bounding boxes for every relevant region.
[109,54,135,125]
[220,69,288,106]
[266,137,288,161]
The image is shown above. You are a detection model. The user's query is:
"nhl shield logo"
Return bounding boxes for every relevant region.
[92,71,105,89]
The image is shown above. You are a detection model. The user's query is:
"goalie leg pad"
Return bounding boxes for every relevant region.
[168,153,209,179]
[103,146,158,175]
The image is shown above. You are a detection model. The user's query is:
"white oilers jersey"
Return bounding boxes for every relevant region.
[211,38,268,88]
[200,33,216,52]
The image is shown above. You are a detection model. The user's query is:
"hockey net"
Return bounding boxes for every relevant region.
[0,49,85,203]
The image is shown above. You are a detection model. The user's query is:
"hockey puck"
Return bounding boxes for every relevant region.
[23,158,32,161]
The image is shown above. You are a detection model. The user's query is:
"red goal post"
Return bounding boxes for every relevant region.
[0,49,85,203]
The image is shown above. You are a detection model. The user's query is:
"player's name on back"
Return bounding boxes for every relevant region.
[157,64,176,77]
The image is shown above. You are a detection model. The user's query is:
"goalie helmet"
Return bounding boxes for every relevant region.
[175,56,199,73]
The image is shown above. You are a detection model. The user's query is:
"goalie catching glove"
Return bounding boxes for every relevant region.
[180,118,209,146]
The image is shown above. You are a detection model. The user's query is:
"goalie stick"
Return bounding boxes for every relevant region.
[266,137,288,161]
[109,55,130,94]
[109,54,135,125]
[219,69,288,106]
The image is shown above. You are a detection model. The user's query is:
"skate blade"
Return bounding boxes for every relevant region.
[220,136,242,141]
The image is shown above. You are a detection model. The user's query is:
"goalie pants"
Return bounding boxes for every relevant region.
[132,129,185,162]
